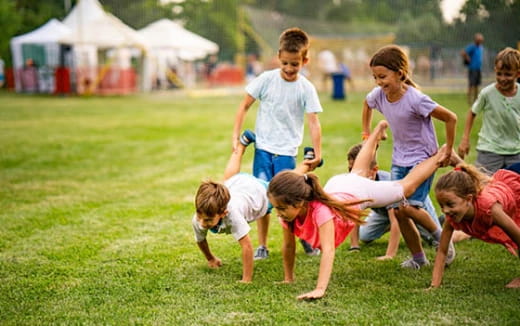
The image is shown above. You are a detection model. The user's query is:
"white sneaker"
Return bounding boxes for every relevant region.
[400,257,430,270]
[433,240,456,266]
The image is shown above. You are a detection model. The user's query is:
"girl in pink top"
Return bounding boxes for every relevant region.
[431,159,520,289]
[268,121,448,300]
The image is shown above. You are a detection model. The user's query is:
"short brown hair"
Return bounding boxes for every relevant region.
[347,143,377,169]
[279,27,310,59]
[494,47,520,71]
[195,180,230,217]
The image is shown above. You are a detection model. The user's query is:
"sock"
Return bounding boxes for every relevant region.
[412,251,427,265]
[432,229,442,242]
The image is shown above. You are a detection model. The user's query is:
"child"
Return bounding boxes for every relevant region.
[232,27,323,258]
[346,144,442,260]
[430,158,520,289]
[458,47,520,174]
[361,45,457,269]
[192,133,270,283]
[268,121,448,300]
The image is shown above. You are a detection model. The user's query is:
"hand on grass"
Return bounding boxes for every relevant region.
[376,255,394,261]
[297,288,325,300]
[207,257,222,268]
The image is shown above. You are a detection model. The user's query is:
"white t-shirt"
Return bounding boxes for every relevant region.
[246,69,323,156]
[192,174,269,242]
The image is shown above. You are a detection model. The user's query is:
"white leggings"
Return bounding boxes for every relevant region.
[323,173,404,210]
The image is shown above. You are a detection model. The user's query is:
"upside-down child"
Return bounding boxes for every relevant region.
[430,158,520,289]
[268,121,448,300]
[346,143,442,260]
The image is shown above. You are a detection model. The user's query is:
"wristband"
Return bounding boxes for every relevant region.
[361,132,370,140]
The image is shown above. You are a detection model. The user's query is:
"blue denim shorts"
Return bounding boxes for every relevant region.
[388,164,434,209]
[253,148,296,182]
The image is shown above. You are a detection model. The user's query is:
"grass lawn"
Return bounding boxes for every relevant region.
[0,90,518,325]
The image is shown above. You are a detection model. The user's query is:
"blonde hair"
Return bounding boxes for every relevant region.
[369,45,418,88]
[434,164,490,198]
[267,171,367,225]
[279,27,309,59]
[494,47,520,71]
[195,180,230,217]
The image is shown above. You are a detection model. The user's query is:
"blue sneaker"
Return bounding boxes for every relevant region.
[303,147,324,167]
[240,130,256,147]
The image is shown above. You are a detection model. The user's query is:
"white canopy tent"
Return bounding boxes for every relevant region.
[10,19,72,92]
[59,0,148,94]
[138,19,218,60]
[137,19,219,90]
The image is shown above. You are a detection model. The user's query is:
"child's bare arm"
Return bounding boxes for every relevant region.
[361,100,373,138]
[379,209,400,260]
[282,226,296,283]
[491,203,520,256]
[431,106,457,166]
[232,94,256,152]
[430,223,454,288]
[458,110,477,159]
[237,234,254,282]
[297,219,335,300]
[306,113,322,169]
[197,239,222,268]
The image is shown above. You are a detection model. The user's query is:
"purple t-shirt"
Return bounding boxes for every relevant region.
[366,86,438,166]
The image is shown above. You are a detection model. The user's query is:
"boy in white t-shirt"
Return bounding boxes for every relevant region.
[192,132,271,283]
[231,27,323,258]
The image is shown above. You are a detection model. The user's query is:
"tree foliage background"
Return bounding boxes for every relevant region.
[1,0,519,66]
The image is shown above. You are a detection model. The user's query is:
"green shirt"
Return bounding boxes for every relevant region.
[472,83,520,155]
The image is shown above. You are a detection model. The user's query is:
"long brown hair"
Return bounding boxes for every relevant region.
[434,164,490,198]
[267,171,367,225]
[369,45,418,88]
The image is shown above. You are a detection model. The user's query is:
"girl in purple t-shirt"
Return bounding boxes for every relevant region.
[361,45,458,270]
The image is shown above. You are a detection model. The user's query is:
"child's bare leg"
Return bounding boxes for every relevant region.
[398,145,446,197]
[405,206,439,233]
[349,226,360,250]
[223,143,247,180]
[395,208,424,254]
[351,120,388,177]
[256,213,270,248]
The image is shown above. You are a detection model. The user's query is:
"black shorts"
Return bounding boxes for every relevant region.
[468,69,481,86]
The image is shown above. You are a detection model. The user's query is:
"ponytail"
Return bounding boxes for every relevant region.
[268,171,368,225]
[435,163,490,198]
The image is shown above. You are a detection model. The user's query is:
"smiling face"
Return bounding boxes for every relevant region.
[269,196,306,222]
[278,50,307,82]
[370,65,404,99]
[494,62,519,95]
[435,190,474,223]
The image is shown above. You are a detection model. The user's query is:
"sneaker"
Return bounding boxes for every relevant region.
[240,130,256,147]
[433,240,456,266]
[254,245,269,260]
[300,239,320,256]
[400,257,430,270]
[303,147,324,167]
[306,248,321,256]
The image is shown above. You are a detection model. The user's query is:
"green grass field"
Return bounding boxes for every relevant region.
[0,90,518,325]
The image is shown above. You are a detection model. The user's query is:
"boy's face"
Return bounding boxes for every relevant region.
[494,62,519,95]
[278,50,307,82]
[198,211,227,229]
